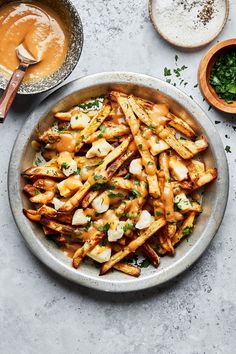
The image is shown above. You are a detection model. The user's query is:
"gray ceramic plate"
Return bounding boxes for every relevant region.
[8,72,229,292]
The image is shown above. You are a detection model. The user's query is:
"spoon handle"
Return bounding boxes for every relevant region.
[0,64,27,123]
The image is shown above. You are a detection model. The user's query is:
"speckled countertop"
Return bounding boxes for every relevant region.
[0,1,235,353]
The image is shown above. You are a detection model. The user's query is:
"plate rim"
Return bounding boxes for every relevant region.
[8,71,229,292]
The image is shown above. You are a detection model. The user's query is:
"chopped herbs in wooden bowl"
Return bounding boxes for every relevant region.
[210,50,236,104]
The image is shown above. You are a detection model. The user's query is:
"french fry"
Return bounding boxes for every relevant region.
[54,111,72,121]
[84,125,130,143]
[33,178,57,191]
[75,101,111,152]
[72,230,105,268]
[172,212,196,246]
[194,168,217,188]
[141,243,160,267]
[167,112,196,140]
[40,217,84,238]
[23,184,39,197]
[22,165,65,179]
[97,136,132,170]
[106,141,137,178]
[74,156,102,167]
[100,217,166,274]
[58,181,91,212]
[158,127,194,159]
[113,262,141,277]
[181,136,208,155]
[23,208,41,221]
[30,190,55,204]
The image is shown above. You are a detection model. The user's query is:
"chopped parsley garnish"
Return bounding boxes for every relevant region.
[140,258,151,268]
[34,188,41,195]
[99,238,108,246]
[155,211,163,217]
[76,168,81,175]
[225,145,231,153]
[210,51,236,103]
[138,143,143,149]
[98,223,110,232]
[84,221,91,232]
[99,124,106,133]
[91,183,113,191]
[94,174,103,181]
[35,157,42,166]
[167,177,171,183]
[61,162,69,170]
[123,223,134,232]
[77,98,103,111]
[40,143,46,153]
[131,188,141,197]
[108,192,124,198]
[182,226,193,237]
[124,173,131,180]
[164,67,171,76]
[215,121,221,124]
[147,161,153,166]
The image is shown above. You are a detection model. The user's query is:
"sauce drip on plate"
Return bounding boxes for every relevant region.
[0,1,68,81]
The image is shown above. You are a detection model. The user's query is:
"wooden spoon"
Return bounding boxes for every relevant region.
[0,44,39,123]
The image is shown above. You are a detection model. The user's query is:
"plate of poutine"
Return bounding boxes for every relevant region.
[9,72,228,292]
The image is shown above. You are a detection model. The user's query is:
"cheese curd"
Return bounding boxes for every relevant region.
[72,209,91,225]
[149,136,170,156]
[88,245,111,263]
[129,158,142,175]
[33,152,46,167]
[108,221,126,242]
[52,197,65,211]
[92,192,110,213]
[135,210,153,230]
[70,111,90,130]
[86,138,113,158]
[169,156,188,181]
[57,152,77,177]
[57,175,82,197]
[174,193,192,210]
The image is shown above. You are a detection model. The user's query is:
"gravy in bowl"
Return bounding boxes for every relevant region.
[0,1,69,82]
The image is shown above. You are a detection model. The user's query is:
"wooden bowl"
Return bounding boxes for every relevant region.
[198,38,236,114]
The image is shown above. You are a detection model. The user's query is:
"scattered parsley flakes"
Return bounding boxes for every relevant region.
[164,67,171,76]
[61,162,69,170]
[108,192,124,198]
[215,121,221,124]
[225,145,231,153]
[76,168,81,175]
[99,124,106,133]
[182,226,193,237]
[34,188,41,195]
[98,223,110,232]
[140,258,151,268]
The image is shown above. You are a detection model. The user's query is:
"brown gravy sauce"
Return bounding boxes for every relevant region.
[0,1,68,81]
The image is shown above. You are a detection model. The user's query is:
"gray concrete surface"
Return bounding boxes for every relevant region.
[0,1,235,353]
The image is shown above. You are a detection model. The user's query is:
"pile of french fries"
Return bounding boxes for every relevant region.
[22,91,217,277]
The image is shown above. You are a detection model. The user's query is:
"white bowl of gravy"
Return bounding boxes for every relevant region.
[0,0,83,94]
